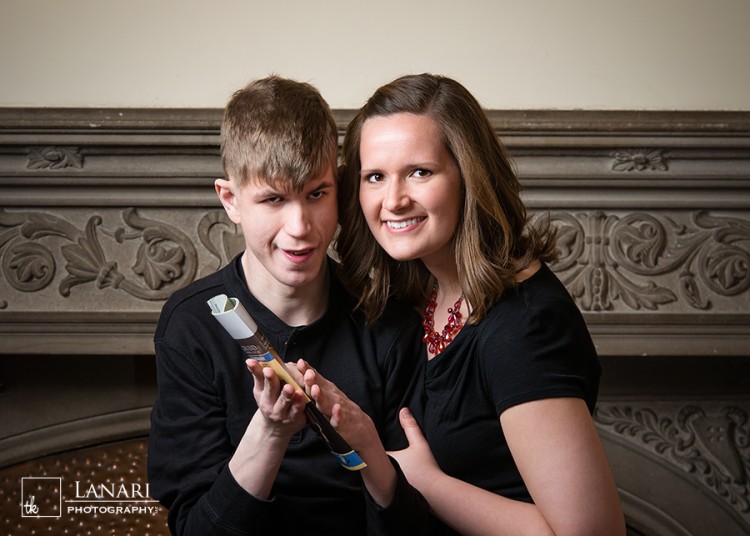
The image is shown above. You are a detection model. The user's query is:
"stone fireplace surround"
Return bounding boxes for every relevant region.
[0,109,748,535]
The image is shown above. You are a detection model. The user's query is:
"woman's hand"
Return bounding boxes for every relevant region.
[294,359,379,451]
[294,359,398,507]
[246,359,307,437]
[387,407,442,494]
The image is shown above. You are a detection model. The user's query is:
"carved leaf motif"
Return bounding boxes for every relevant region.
[19,212,79,241]
[543,209,750,312]
[542,212,584,272]
[60,216,122,296]
[118,208,197,300]
[609,274,677,310]
[27,146,83,170]
[555,224,580,261]
[595,406,684,457]
[611,149,668,172]
[197,210,244,275]
[132,242,185,290]
[9,245,50,282]
[4,242,56,291]
[0,228,16,249]
[563,266,606,311]
[691,415,744,482]
[613,215,666,269]
[0,209,197,301]
[679,272,710,309]
[598,404,750,516]
[621,228,661,268]
[705,247,750,295]
[695,211,750,243]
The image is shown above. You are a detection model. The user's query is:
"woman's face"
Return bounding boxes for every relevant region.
[358,113,462,268]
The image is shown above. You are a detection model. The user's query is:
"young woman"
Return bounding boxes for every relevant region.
[334,73,626,536]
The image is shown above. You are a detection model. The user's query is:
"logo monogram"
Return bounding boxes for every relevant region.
[21,477,62,518]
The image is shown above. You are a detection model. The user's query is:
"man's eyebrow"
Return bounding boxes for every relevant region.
[256,187,282,196]
[308,178,336,190]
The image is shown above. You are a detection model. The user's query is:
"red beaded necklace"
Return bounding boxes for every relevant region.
[422,284,464,355]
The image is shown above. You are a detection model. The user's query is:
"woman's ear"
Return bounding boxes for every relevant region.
[215,178,241,224]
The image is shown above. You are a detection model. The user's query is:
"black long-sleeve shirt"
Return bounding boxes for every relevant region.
[148,255,427,535]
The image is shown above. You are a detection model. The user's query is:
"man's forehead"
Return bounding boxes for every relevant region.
[248,168,335,193]
[248,175,293,192]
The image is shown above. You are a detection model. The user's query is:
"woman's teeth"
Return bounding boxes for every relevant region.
[386,217,423,229]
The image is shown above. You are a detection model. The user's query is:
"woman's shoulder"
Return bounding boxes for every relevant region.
[478,263,585,341]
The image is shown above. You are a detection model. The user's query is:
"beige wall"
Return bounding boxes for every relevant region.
[1,0,749,110]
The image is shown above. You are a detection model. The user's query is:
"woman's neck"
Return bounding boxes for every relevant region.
[421,251,460,298]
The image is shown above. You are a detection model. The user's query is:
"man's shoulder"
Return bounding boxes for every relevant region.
[155,268,228,339]
[373,298,422,342]
[383,297,420,324]
[328,272,420,341]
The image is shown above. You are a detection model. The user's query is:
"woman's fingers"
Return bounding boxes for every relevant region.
[329,403,342,428]
[399,407,425,446]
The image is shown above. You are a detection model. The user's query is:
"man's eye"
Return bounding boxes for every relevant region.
[264,196,282,204]
[309,190,325,200]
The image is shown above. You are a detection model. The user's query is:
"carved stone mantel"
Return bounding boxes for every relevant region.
[1,108,749,535]
[1,109,748,356]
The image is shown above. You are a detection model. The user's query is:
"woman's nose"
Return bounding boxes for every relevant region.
[383,179,410,211]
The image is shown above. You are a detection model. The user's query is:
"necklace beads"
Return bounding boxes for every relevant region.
[422,284,464,354]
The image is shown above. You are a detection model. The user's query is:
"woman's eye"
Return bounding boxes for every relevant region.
[364,173,383,183]
[413,169,431,178]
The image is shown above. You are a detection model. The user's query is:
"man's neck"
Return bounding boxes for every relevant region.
[241,254,330,327]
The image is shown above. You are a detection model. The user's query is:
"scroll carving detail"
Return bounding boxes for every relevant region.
[0,208,197,301]
[595,404,750,520]
[538,210,750,311]
[197,210,244,277]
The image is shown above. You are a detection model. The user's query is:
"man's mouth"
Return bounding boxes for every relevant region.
[284,248,313,257]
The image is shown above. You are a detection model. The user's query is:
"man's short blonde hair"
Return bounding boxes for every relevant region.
[221,76,338,190]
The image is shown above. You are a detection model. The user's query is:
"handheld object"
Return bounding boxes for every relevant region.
[207,294,366,471]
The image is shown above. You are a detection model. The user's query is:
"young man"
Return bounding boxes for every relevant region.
[148,76,425,535]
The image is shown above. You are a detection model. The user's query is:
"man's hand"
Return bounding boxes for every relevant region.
[247,359,307,436]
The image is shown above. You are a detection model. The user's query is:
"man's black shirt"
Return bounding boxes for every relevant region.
[148,255,426,535]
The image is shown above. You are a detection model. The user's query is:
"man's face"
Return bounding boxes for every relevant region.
[220,167,338,294]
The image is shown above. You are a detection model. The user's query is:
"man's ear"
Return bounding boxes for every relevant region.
[215,177,241,224]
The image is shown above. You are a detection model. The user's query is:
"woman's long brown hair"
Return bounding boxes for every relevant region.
[336,73,557,325]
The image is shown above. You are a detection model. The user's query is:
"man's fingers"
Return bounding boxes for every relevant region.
[246,359,264,381]
[277,383,297,406]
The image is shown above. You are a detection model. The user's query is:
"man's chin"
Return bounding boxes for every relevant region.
[278,265,327,288]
